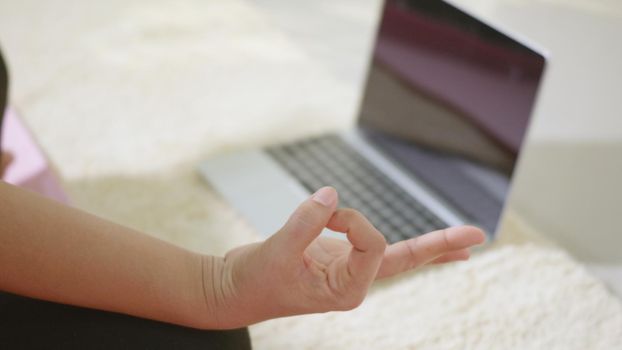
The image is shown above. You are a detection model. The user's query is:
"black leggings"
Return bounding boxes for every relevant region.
[0,292,252,349]
[1,46,8,151]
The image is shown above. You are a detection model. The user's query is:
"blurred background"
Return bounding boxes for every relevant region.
[0,0,621,348]
[1,0,620,293]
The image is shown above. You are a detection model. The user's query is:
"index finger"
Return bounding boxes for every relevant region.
[326,209,386,286]
[376,226,485,279]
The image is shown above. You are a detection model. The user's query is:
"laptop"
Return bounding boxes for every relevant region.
[199,0,547,243]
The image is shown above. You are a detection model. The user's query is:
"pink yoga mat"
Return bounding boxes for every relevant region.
[1,108,68,203]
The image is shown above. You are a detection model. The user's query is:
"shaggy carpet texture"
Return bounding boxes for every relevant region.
[1,0,620,348]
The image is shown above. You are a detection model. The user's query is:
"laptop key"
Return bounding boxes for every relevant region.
[267,135,448,242]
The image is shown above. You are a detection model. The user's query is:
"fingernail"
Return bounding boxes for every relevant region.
[311,187,336,207]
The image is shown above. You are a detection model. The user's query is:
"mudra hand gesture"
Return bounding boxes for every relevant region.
[207,187,485,328]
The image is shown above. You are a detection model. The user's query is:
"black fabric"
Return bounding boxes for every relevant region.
[0,292,252,349]
[0,46,8,151]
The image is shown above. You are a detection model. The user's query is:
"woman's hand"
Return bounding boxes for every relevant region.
[203,187,485,329]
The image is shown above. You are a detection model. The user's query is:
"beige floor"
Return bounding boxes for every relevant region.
[1,0,621,348]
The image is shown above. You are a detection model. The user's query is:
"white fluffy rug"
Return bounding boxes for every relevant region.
[1,0,620,348]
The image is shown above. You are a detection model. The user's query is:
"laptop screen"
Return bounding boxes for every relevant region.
[358,0,546,233]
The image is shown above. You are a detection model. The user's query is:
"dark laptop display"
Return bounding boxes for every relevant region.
[359,0,546,233]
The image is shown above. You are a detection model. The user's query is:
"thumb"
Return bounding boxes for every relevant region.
[272,186,338,254]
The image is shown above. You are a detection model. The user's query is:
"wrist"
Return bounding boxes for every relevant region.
[197,243,280,329]
[194,254,231,329]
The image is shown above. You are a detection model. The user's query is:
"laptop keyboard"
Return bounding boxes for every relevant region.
[266,135,447,243]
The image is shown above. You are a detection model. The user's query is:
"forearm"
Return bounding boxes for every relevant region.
[0,181,485,331]
[0,181,216,329]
